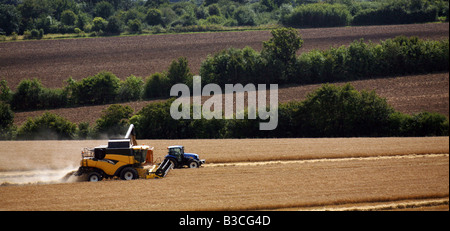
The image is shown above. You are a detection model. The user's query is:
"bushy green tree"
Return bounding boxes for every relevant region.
[395,112,449,136]
[61,9,77,26]
[11,78,43,111]
[38,87,67,109]
[105,16,122,34]
[262,27,303,83]
[0,79,12,103]
[95,104,133,137]
[0,101,13,130]
[294,84,394,137]
[345,39,376,78]
[263,27,303,68]
[143,72,170,98]
[129,99,179,139]
[223,109,260,138]
[352,0,438,26]
[282,3,351,28]
[208,3,221,16]
[94,1,114,19]
[17,112,77,140]
[200,46,262,86]
[127,18,142,33]
[10,78,67,110]
[117,75,144,102]
[0,4,21,35]
[146,8,163,26]
[24,28,44,39]
[77,122,91,139]
[92,16,107,32]
[71,71,120,105]
[167,57,192,85]
[0,101,14,140]
[233,6,256,26]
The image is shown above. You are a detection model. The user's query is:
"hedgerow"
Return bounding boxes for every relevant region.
[16,112,77,140]
[281,3,352,28]
[129,83,449,139]
[2,82,448,140]
[200,28,449,86]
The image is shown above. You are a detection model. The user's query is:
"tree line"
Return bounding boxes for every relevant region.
[0,57,192,111]
[1,83,448,140]
[1,0,448,38]
[200,29,449,86]
[128,84,448,139]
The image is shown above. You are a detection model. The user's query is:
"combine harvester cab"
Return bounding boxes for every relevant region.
[74,124,173,182]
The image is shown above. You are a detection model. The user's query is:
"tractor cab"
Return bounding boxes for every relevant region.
[165,145,205,168]
[168,145,184,162]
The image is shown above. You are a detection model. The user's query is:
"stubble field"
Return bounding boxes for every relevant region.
[0,137,448,211]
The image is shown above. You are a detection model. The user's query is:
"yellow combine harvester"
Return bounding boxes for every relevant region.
[74,124,173,182]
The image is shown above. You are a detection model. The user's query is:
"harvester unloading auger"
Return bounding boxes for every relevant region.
[72,124,174,182]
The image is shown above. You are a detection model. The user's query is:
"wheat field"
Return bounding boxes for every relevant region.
[0,137,448,210]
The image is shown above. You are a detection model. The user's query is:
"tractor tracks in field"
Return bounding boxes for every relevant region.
[272,196,450,211]
[204,153,449,168]
[305,197,449,211]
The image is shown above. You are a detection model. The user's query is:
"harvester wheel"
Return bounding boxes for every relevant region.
[188,160,199,168]
[120,167,138,180]
[88,172,102,182]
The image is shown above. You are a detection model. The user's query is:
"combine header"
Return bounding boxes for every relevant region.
[74,124,173,182]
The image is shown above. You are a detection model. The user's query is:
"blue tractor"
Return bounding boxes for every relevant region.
[165,145,205,168]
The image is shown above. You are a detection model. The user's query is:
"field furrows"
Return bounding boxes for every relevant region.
[1,23,448,90]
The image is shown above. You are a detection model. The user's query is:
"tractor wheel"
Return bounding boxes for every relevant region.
[87,172,102,182]
[168,158,177,169]
[188,160,199,168]
[120,167,138,180]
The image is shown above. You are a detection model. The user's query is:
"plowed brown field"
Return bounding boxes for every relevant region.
[0,137,448,211]
[1,23,448,89]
